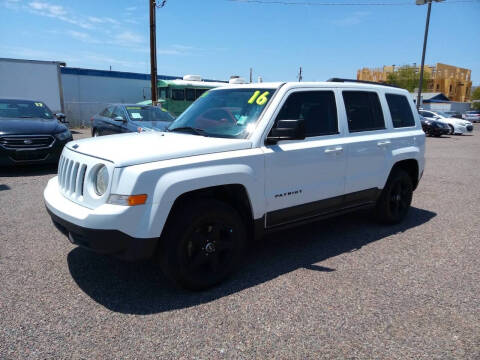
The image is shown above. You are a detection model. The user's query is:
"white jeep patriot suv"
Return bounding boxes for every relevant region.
[44,79,425,290]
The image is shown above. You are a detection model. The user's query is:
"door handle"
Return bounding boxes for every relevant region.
[324,146,343,154]
[377,141,391,147]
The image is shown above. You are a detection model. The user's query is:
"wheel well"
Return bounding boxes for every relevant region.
[390,159,419,190]
[166,184,255,237]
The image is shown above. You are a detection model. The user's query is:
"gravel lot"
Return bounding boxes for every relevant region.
[1,127,479,359]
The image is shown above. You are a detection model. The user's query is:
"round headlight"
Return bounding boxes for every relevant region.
[94,165,109,196]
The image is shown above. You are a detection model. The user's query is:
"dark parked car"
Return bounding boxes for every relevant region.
[0,98,72,166]
[419,114,450,137]
[90,104,175,137]
[444,111,463,119]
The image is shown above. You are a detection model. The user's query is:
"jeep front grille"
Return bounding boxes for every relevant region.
[58,155,87,198]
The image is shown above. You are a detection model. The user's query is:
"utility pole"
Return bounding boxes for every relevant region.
[149,0,158,105]
[298,66,303,82]
[249,68,253,83]
[415,0,444,109]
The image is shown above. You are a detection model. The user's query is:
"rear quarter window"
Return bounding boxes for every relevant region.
[386,94,415,128]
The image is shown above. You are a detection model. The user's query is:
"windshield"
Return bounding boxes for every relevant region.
[125,106,175,122]
[167,88,276,138]
[0,99,54,119]
[434,111,450,118]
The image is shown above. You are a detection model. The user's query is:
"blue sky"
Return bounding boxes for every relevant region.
[1,0,479,84]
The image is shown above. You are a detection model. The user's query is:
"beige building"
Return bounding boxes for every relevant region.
[357,63,472,102]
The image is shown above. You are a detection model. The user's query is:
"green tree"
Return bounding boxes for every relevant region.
[471,87,480,110]
[386,65,430,92]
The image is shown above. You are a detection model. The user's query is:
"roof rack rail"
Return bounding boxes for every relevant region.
[327,78,400,89]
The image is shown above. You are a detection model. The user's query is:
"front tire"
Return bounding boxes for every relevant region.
[375,169,413,224]
[448,124,455,135]
[159,199,247,291]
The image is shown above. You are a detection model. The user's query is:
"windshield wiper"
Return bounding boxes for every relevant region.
[167,126,208,136]
[19,116,34,118]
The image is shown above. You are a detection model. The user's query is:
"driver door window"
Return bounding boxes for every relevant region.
[276,91,339,137]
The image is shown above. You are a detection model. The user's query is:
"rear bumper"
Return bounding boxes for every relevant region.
[47,207,157,261]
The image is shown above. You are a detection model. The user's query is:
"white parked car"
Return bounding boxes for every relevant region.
[462,110,480,123]
[44,79,425,290]
[419,110,473,135]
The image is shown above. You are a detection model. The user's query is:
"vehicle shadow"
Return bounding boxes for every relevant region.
[0,164,58,177]
[67,207,436,315]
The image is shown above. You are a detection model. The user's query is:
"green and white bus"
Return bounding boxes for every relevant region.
[157,75,228,116]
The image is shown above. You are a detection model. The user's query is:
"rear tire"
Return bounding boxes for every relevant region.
[375,169,413,224]
[159,199,247,291]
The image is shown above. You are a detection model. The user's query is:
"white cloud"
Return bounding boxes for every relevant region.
[88,16,119,25]
[27,1,93,29]
[67,30,101,44]
[114,31,144,45]
[29,1,66,16]
[332,11,371,26]
[125,6,137,11]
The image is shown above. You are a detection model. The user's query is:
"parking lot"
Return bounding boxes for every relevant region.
[0,127,479,359]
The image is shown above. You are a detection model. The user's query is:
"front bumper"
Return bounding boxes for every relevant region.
[0,137,71,166]
[44,177,158,261]
[432,126,449,136]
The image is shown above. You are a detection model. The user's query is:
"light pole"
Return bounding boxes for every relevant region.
[149,0,167,106]
[415,0,444,110]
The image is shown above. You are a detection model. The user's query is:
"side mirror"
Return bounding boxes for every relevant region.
[55,113,67,123]
[114,116,126,122]
[266,119,305,144]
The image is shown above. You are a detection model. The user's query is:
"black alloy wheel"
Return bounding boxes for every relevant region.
[376,169,413,224]
[160,199,246,290]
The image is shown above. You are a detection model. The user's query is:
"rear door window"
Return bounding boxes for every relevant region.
[100,106,114,117]
[342,91,385,132]
[386,94,415,128]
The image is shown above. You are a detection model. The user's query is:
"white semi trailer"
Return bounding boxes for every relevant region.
[0,58,65,113]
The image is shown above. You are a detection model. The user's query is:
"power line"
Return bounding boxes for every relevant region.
[228,0,479,6]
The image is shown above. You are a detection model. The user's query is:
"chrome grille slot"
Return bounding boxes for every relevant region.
[0,135,54,149]
[70,163,79,194]
[77,164,87,196]
[64,160,72,190]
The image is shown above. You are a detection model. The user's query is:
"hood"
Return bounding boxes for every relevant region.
[0,117,67,135]
[66,132,252,167]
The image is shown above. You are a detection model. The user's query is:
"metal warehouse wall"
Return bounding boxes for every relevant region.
[61,68,178,127]
[422,102,472,113]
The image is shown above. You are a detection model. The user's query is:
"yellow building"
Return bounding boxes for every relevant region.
[357,63,472,102]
